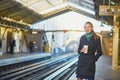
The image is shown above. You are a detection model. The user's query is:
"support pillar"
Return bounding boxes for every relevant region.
[112,15,120,69]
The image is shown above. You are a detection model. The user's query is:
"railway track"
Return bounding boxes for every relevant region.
[0,54,78,80]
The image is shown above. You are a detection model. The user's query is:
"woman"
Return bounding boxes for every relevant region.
[29,41,34,53]
[76,22,102,80]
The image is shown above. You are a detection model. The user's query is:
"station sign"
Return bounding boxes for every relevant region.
[99,6,120,16]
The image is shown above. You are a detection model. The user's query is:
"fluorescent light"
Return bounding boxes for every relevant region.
[39,2,95,15]
[16,0,22,3]
[111,1,115,5]
[68,2,95,15]
[39,3,68,14]
[32,31,37,34]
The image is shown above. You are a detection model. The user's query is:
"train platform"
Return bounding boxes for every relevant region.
[0,53,52,66]
[69,55,120,80]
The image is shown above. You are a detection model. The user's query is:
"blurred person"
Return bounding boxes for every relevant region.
[29,41,34,53]
[76,22,102,80]
[19,40,23,53]
[9,37,16,54]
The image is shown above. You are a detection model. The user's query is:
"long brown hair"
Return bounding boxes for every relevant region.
[84,21,93,28]
[85,21,99,40]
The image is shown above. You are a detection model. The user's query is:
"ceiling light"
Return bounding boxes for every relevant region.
[39,3,68,14]
[68,2,95,15]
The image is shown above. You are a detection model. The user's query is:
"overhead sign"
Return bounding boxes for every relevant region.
[99,6,120,16]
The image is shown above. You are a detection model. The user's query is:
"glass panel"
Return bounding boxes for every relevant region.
[29,0,49,9]
[49,0,63,5]
[15,0,65,14]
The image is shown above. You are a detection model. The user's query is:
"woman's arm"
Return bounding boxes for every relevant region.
[95,37,103,61]
[78,37,83,54]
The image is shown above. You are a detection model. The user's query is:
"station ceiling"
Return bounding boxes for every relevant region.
[0,0,119,25]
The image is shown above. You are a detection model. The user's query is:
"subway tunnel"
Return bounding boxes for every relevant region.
[0,0,120,80]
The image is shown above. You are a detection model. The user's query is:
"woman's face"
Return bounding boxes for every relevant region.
[84,23,93,33]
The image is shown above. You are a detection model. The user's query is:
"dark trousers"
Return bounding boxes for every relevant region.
[81,77,94,80]
[10,46,14,54]
[29,47,33,53]
[77,75,95,80]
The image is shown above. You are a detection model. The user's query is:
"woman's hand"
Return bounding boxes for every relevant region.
[80,48,87,53]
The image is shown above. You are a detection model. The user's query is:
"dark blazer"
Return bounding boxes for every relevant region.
[9,39,16,47]
[76,34,102,79]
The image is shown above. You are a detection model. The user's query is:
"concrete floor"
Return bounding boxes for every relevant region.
[69,55,120,80]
